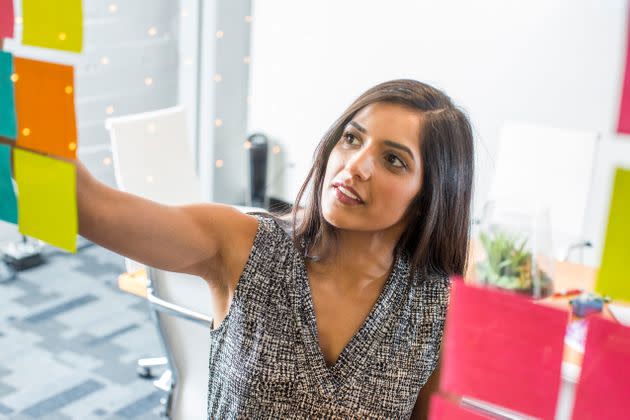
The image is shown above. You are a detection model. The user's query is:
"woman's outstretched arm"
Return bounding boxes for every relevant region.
[77,160,247,280]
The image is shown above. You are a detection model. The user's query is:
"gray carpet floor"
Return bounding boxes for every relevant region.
[0,242,166,419]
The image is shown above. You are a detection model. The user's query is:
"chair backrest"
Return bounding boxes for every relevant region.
[106,105,200,205]
[488,121,600,260]
[106,106,211,419]
[106,105,200,274]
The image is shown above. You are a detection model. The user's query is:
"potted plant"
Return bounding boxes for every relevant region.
[475,229,554,298]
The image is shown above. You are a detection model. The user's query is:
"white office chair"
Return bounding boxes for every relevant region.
[487,121,600,263]
[106,106,265,419]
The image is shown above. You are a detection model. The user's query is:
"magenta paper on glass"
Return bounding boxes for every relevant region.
[572,316,630,420]
[428,394,493,420]
[0,0,14,38]
[439,281,568,420]
[618,7,630,134]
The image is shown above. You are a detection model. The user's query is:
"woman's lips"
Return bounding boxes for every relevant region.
[332,182,364,202]
[334,186,364,205]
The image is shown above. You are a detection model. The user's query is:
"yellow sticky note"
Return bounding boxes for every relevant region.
[22,0,83,53]
[14,148,77,253]
[596,167,630,302]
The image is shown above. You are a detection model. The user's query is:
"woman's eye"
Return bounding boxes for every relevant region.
[341,133,406,170]
[387,154,406,169]
[343,133,358,144]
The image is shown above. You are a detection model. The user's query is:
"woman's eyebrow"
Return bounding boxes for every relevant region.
[383,140,415,163]
[349,120,368,134]
[348,121,415,163]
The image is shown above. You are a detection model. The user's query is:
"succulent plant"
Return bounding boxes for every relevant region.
[476,229,552,297]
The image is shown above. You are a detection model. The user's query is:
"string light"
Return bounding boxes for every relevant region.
[103,157,112,166]
[22,128,30,136]
[146,123,156,133]
[184,57,193,66]
[147,26,158,37]
[68,142,77,151]
[244,15,253,23]
[108,4,118,13]
[215,160,224,168]
[243,140,252,149]
[216,30,224,39]
[213,74,222,82]
[106,105,114,115]
[243,56,251,64]
[10,73,18,83]
[181,9,189,17]
[272,145,281,154]
[64,85,73,94]
[144,77,153,86]
[101,56,110,65]
[58,32,67,41]
[146,175,154,183]
[214,119,223,127]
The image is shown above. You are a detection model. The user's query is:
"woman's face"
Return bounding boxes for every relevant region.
[321,102,423,233]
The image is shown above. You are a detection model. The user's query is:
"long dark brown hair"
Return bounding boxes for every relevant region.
[264,79,474,280]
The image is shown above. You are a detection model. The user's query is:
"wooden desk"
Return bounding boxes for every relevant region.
[117,268,148,298]
[541,261,599,369]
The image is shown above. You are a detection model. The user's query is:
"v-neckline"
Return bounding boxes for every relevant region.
[292,245,406,396]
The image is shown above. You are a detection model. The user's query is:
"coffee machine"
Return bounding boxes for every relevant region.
[247,132,269,209]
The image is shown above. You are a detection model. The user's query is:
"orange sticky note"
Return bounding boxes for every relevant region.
[13,57,78,160]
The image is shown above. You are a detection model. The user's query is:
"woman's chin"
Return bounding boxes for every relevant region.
[322,207,362,227]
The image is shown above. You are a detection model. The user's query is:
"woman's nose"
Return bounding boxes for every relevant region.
[345,147,374,180]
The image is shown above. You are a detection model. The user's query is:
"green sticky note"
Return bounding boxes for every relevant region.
[22,0,83,53]
[14,148,77,253]
[0,144,18,224]
[0,51,17,139]
[596,167,630,302]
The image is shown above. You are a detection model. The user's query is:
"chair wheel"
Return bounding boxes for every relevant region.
[137,365,153,378]
[159,397,170,417]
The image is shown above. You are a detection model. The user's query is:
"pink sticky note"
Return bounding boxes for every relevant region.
[428,394,493,420]
[440,281,568,420]
[618,7,630,134]
[0,0,14,38]
[572,316,630,420]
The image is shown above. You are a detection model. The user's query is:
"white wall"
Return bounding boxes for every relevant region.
[247,0,630,267]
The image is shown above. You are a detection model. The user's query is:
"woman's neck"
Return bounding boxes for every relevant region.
[307,234,398,292]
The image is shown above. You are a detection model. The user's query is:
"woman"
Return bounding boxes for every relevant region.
[78,79,474,418]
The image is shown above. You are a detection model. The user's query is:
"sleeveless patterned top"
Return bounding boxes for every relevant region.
[207,213,451,418]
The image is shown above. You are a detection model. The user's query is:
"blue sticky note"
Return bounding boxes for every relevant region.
[0,144,18,224]
[0,51,17,140]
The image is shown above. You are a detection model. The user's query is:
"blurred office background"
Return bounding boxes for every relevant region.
[0,0,628,418]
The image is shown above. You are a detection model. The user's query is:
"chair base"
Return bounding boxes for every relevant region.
[136,358,174,418]
[154,370,174,418]
[137,356,168,378]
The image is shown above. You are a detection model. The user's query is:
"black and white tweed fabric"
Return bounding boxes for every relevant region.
[207,213,451,419]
